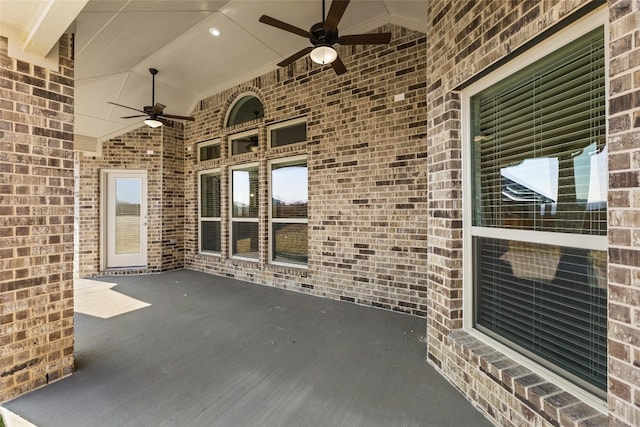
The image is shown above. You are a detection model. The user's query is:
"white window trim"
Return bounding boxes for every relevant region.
[229,128,259,157]
[198,168,222,256]
[268,155,309,269]
[267,116,307,149]
[197,138,221,162]
[229,162,260,262]
[461,8,609,409]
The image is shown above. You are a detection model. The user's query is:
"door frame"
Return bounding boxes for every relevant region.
[100,169,148,270]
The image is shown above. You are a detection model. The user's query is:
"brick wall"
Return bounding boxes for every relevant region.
[183,24,428,316]
[160,125,185,270]
[0,35,75,401]
[427,1,640,426]
[607,0,640,425]
[77,124,184,276]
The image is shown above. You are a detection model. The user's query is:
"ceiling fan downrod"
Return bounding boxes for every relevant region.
[149,68,158,107]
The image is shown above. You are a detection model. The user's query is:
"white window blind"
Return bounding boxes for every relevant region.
[199,170,221,253]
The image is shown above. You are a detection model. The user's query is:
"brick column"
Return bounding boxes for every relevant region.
[0,35,75,401]
[607,1,640,425]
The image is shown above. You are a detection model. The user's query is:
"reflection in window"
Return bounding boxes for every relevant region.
[271,158,308,266]
[231,165,259,259]
[231,131,259,156]
[198,139,221,162]
[269,118,307,148]
[226,94,264,127]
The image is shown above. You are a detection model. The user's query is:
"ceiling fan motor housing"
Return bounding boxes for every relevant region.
[310,22,338,46]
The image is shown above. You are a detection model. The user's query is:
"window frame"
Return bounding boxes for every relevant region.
[224,92,264,128]
[198,168,222,256]
[229,129,259,157]
[267,117,307,149]
[229,162,260,261]
[197,138,221,162]
[268,155,309,268]
[461,8,608,407]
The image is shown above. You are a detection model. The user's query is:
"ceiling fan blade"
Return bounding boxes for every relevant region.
[338,33,392,45]
[277,46,314,67]
[331,56,347,75]
[158,118,173,127]
[259,15,310,38]
[151,103,166,114]
[120,115,148,119]
[108,102,145,114]
[324,0,350,32]
[160,113,195,122]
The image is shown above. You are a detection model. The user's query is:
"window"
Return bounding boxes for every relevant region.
[268,117,307,148]
[230,164,259,260]
[198,139,221,162]
[270,157,308,266]
[464,25,607,397]
[230,129,259,156]
[199,169,221,254]
[226,94,264,127]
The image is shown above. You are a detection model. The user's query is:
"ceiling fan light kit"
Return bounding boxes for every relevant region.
[144,118,163,128]
[259,0,392,75]
[310,45,337,65]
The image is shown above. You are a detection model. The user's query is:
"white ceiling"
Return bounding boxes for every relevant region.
[0,0,426,142]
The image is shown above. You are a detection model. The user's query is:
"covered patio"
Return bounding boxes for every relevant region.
[2,270,491,427]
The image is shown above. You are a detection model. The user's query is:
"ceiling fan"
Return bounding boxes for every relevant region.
[259,0,391,75]
[108,68,195,128]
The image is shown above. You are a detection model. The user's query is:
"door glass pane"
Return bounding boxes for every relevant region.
[115,178,141,254]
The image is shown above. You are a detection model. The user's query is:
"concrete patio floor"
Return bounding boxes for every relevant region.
[2,270,492,427]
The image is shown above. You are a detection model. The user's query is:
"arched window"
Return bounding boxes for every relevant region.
[226,94,264,127]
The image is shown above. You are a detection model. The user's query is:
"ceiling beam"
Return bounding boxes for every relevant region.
[22,0,89,57]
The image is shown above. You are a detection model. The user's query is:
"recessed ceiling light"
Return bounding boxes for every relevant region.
[209,27,222,37]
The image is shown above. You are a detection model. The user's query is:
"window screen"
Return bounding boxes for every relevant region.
[470,27,607,396]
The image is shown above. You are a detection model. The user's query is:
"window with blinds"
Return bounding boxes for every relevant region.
[199,170,221,254]
[469,27,607,397]
[231,164,259,259]
[270,157,308,266]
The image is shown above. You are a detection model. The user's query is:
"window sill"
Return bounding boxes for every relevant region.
[448,330,608,427]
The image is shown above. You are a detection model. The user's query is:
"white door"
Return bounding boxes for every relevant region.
[105,171,147,268]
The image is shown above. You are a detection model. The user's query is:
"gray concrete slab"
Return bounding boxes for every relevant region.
[4,270,493,427]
